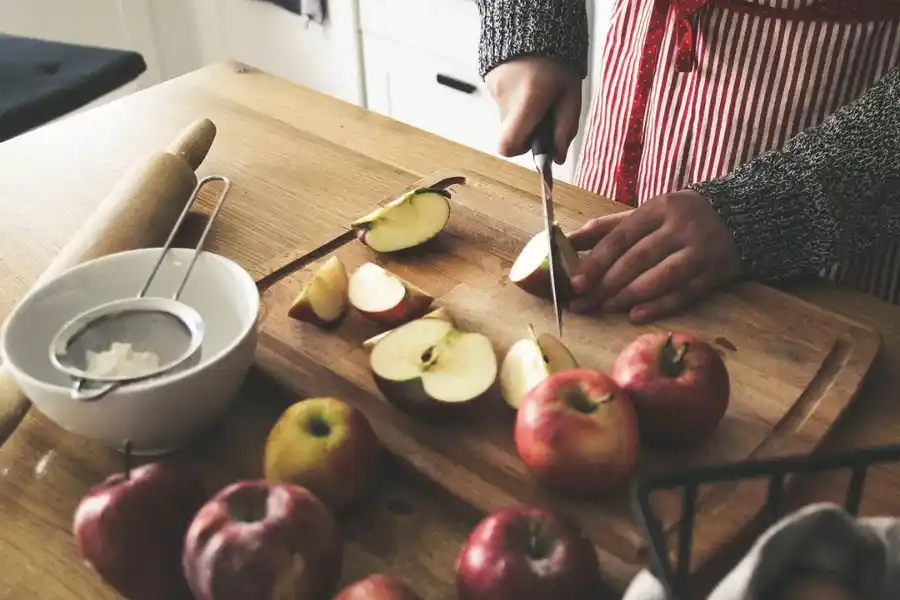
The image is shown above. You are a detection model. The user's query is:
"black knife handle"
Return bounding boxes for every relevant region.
[530,112,556,158]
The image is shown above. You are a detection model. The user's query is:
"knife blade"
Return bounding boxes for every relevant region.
[531,114,563,337]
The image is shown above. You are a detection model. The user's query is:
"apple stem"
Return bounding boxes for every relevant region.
[123,439,133,481]
[660,333,689,378]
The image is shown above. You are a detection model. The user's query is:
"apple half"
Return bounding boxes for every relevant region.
[369,317,497,416]
[348,262,434,326]
[509,223,580,300]
[362,307,454,352]
[500,324,579,409]
[351,187,452,253]
[288,256,350,328]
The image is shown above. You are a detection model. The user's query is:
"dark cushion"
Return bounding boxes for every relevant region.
[0,34,146,142]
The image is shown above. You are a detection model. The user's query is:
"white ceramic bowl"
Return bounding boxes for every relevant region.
[0,248,260,455]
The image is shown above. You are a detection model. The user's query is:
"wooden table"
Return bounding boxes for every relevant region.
[1,62,899,600]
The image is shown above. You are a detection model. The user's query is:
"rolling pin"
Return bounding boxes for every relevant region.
[0,118,218,443]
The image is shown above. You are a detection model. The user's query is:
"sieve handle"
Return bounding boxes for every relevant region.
[137,175,232,300]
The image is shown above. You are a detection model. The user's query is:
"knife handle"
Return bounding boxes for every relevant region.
[530,112,556,159]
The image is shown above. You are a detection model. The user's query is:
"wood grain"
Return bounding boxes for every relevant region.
[1,63,899,600]
[255,170,882,580]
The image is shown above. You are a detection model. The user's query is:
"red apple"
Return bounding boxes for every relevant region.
[514,369,639,496]
[73,449,206,600]
[333,574,422,600]
[611,331,730,447]
[456,505,601,600]
[264,397,382,512]
[182,481,343,600]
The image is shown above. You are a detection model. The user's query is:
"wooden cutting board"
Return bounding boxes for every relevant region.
[255,169,882,579]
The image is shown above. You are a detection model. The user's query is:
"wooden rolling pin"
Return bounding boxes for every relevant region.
[0,118,218,443]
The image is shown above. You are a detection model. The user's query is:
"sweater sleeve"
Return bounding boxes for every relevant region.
[689,67,900,284]
[475,0,589,79]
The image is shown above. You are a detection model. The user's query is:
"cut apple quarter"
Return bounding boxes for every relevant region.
[369,317,498,415]
[509,224,580,301]
[351,187,452,253]
[348,262,434,326]
[287,256,350,328]
[500,324,579,409]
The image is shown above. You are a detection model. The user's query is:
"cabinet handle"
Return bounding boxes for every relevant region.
[436,74,476,95]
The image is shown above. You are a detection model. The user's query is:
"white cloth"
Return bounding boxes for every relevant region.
[622,503,900,600]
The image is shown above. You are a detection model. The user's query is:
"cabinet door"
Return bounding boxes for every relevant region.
[211,0,365,105]
[362,35,579,183]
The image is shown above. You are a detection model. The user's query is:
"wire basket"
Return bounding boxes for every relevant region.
[629,443,900,600]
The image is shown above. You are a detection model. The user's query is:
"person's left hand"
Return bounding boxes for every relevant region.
[567,190,742,323]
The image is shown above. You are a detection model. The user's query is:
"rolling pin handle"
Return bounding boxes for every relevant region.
[167,118,217,172]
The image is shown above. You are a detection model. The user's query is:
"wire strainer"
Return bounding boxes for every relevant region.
[49,174,232,402]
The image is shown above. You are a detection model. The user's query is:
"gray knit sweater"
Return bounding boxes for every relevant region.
[475,1,900,287]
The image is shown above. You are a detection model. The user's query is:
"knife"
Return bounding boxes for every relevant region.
[531,114,563,337]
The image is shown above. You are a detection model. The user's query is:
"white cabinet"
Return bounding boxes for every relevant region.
[358,0,593,184]
[202,0,365,105]
[362,34,547,176]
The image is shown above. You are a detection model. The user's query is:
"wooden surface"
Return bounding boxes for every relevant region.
[255,169,881,581]
[1,62,900,600]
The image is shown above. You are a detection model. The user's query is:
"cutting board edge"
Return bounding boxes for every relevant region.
[657,321,883,574]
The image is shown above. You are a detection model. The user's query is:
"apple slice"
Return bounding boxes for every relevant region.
[288,256,350,328]
[351,187,452,253]
[500,324,579,409]
[348,262,434,326]
[509,223,580,300]
[362,307,455,352]
[369,317,497,416]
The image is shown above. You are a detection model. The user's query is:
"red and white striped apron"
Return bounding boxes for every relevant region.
[576,0,900,302]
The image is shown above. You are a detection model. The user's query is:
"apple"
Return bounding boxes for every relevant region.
[333,574,423,600]
[351,187,452,253]
[611,331,730,448]
[369,316,497,416]
[456,505,601,600]
[362,307,454,352]
[288,256,350,328]
[73,443,206,600]
[509,224,580,301]
[264,396,382,512]
[183,481,343,600]
[349,262,434,326]
[500,323,579,409]
[515,369,639,496]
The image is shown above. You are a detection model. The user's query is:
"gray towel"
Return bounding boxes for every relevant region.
[622,503,900,600]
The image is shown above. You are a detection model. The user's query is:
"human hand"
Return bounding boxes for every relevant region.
[567,190,742,323]
[485,56,582,165]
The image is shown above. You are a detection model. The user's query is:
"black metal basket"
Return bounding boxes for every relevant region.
[629,443,900,600]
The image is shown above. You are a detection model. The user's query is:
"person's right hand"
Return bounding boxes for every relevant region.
[485,56,582,165]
